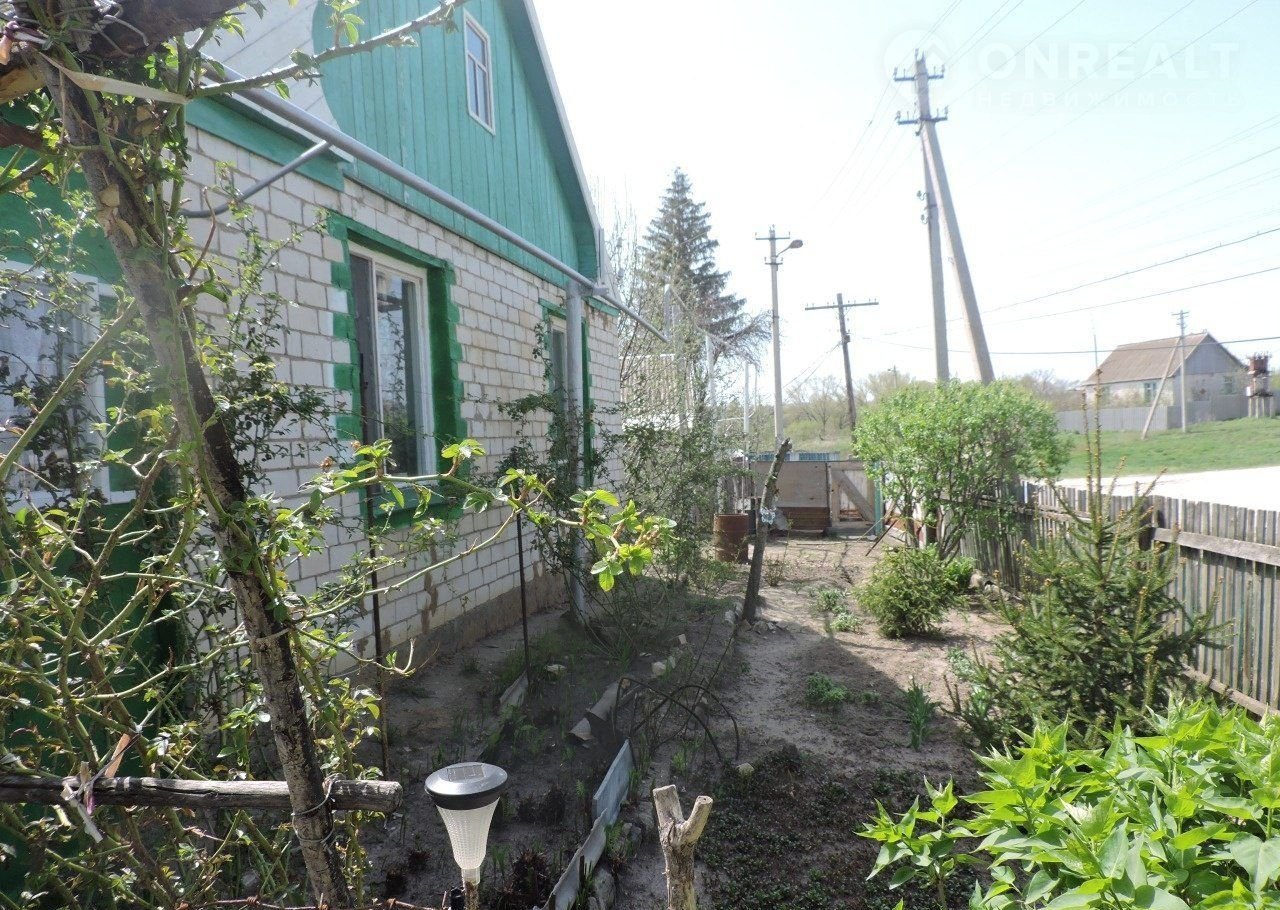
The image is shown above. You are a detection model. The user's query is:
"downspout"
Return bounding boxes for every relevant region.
[565,280,587,623]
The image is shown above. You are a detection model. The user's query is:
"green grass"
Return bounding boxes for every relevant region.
[1062,419,1280,477]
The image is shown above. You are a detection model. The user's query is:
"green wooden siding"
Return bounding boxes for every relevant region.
[313,0,597,284]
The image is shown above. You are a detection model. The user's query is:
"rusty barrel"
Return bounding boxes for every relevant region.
[712,513,750,563]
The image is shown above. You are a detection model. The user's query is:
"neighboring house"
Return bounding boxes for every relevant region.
[1062,332,1247,432]
[0,0,627,666]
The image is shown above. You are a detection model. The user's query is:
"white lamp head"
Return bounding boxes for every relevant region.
[425,762,508,885]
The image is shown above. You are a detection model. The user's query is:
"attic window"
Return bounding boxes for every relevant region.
[464,15,494,131]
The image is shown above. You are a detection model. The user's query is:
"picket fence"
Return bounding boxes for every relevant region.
[960,482,1280,714]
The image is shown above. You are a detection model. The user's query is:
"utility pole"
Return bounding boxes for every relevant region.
[756,226,804,444]
[1175,309,1189,433]
[897,53,994,383]
[922,163,948,382]
[806,295,880,431]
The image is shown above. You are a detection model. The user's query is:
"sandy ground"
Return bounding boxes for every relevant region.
[1061,465,1280,509]
[613,534,1005,910]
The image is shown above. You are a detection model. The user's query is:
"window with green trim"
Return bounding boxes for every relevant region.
[350,247,434,475]
[1,264,122,506]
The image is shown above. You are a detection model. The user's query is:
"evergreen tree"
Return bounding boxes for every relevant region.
[639,169,765,360]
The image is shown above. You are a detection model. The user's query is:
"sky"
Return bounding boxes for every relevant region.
[533,0,1280,399]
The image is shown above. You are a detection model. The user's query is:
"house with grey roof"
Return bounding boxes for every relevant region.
[1060,333,1247,432]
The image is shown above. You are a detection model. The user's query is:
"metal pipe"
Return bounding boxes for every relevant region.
[180,140,333,218]
[215,70,667,340]
[565,280,587,624]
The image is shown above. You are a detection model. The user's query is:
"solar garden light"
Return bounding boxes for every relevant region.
[425,762,508,910]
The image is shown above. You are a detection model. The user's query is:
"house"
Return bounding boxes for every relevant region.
[1062,332,1247,432]
[0,0,633,666]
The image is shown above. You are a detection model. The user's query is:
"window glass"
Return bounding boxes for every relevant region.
[352,252,431,477]
[464,18,493,129]
[547,325,567,413]
[0,277,100,503]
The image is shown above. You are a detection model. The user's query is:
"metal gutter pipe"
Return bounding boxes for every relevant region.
[214,71,666,340]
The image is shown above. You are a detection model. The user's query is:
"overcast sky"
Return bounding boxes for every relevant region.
[534,0,1280,396]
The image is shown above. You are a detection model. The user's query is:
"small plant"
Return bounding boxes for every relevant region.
[857,545,963,638]
[804,672,848,709]
[941,554,976,595]
[461,655,482,675]
[814,587,847,613]
[764,556,787,587]
[903,678,936,750]
[860,689,881,706]
[944,646,976,679]
[830,610,862,633]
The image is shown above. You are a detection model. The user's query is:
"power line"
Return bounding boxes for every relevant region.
[949,0,1089,103]
[873,333,1280,357]
[987,0,1262,175]
[988,224,1280,312]
[813,0,969,213]
[948,0,1028,67]
[966,0,1200,174]
[994,263,1280,326]
[878,222,1280,338]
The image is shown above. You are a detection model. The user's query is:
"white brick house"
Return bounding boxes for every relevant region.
[0,0,630,667]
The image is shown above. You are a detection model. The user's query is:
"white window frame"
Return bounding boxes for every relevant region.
[463,13,496,133]
[0,260,124,506]
[350,245,435,476]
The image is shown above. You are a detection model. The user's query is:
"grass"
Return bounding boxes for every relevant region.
[1061,419,1280,477]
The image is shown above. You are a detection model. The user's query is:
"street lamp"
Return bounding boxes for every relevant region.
[425,761,508,910]
[757,227,803,445]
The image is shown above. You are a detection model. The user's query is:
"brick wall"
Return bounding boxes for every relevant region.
[186,127,622,670]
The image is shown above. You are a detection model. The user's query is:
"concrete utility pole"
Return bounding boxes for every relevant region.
[1175,309,1190,433]
[806,295,880,431]
[756,226,804,444]
[897,53,994,383]
[922,163,948,382]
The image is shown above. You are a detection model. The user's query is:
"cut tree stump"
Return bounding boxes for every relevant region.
[653,784,712,910]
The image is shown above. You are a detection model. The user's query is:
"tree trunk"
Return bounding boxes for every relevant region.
[653,784,712,910]
[743,439,790,623]
[34,56,352,906]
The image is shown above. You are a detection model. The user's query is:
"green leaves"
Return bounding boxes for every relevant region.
[854,381,1067,559]
[862,702,1280,910]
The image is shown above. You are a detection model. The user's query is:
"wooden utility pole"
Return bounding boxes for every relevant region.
[897,53,994,383]
[1175,309,1190,433]
[743,439,791,624]
[654,784,713,910]
[806,296,880,431]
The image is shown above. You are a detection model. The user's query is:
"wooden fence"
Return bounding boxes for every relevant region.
[960,482,1280,713]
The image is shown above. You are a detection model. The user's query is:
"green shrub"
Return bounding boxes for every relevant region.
[814,587,847,613]
[941,554,976,595]
[830,610,862,633]
[955,481,1217,748]
[857,545,963,638]
[804,672,848,709]
[864,702,1280,909]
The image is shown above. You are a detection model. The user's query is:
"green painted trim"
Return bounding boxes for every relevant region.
[185,97,345,190]
[326,212,467,526]
[587,296,620,318]
[539,297,566,320]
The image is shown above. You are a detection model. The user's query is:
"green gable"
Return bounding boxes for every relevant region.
[313,0,598,285]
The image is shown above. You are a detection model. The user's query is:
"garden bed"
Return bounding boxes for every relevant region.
[359,570,743,908]
[613,535,1004,910]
